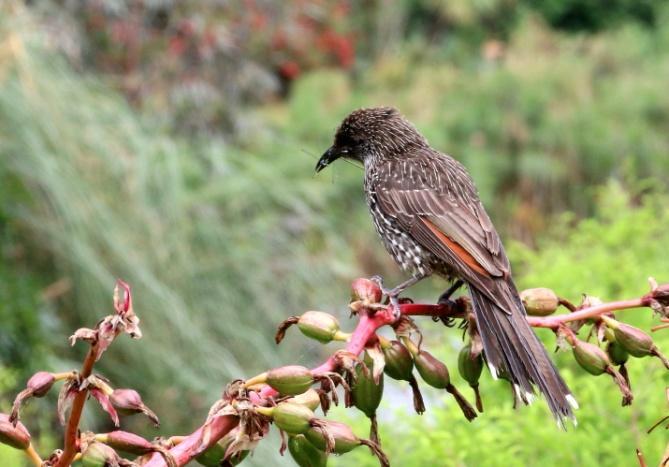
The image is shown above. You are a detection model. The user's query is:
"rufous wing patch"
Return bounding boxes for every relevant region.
[421,217,490,277]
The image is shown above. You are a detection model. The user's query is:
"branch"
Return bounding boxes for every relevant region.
[54,346,97,467]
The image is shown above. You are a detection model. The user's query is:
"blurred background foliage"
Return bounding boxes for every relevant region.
[1,0,668,465]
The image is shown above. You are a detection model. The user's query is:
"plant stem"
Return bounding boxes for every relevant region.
[527,298,644,328]
[54,345,98,467]
[23,444,42,467]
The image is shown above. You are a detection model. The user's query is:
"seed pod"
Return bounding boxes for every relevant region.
[382,340,425,413]
[271,402,315,435]
[305,420,389,467]
[606,341,629,366]
[288,435,328,467]
[573,339,610,375]
[0,414,30,450]
[604,318,669,369]
[297,311,342,343]
[97,430,154,455]
[266,366,314,395]
[520,288,559,316]
[414,350,477,421]
[382,340,413,381]
[351,278,383,303]
[26,372,56,397]
[110,389,159,426]
[195,428,248,466]
[352,361,384,443]
[458,344,484,412]
[290,388,322,411]
[458,344,483,386]
[81,442,120,467]
[352,362,383,418]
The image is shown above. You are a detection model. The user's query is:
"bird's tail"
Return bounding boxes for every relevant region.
[469,283,577,427]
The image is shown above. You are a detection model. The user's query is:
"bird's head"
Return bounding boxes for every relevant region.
[315,106,428,172]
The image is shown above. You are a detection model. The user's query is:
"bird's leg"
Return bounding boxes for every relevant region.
[371,274,427,320]
[438,279,464,305]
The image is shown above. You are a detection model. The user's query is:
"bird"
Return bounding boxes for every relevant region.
[315,106,577,426]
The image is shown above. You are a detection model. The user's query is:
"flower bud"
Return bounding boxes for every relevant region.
[520,288,559,316]
[305,420,389,466]
[382,340,414,381]
[414,350,477,421]
[352,362,384,419]
[0,413,30,450]
[81,441,120,467]
[297,311,342,343]
[572,340,610,375]
[110,389,159,426]
[602,317,669,368]
[289,388,322,411]
[266,366,314,395]
[97,430,154,455]
[606,341,629,366]
[351,278,383,304]
[26,372,56,397]
[288,434,327,467]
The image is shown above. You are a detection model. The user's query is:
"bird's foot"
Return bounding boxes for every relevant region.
[370,275,402,321]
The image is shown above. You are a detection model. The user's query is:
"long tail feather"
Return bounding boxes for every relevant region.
[469,283,577,427]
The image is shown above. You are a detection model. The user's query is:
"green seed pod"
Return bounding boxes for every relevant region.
[81,442,120,467]
[606,341,629,366]
[288,435,328,467]
[352,363,384,418]
[266,366,314,395]
[382,340,414,381]
[520,288,559,316]
[573,340,610,376]
[297,311,341,343]
[195,427,248,467]
[290,388,322,411]
[305,420,362,454]
[611,321,654,358]
[305,420,389,466]
[458,344,483,386]
[414,350,478,421]
[272,402,315,435]
[0,414,30,450]
[414,350,450,389]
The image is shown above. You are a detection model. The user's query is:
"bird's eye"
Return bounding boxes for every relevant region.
[340,148,349,155]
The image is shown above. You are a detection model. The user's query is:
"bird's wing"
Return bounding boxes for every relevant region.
[374,151,515,312]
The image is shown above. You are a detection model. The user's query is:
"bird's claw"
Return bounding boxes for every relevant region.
[388,295,402,321]
[369,275,402,320]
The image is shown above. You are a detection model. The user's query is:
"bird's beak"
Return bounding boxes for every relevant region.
[315,146,340,173]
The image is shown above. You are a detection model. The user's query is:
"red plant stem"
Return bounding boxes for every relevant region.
[136,287,664,467]
[143,309,396,467]
[527,298,645,328]
[143,415,239,467]
[55,346,98,467]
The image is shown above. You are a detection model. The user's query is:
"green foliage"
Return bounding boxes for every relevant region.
[0,9,364,448]
[336,183,669,466]
[280,8,669,240]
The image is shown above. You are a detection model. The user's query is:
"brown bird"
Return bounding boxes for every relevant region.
[315,107,577,426]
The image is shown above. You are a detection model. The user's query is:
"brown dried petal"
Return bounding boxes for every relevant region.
[69,327,98,346]
[364,344,386,385]
[90,388,120,427]
[57,379,78,425]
